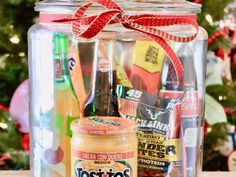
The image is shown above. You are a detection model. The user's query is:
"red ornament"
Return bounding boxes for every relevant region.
[194,0,203,3]
[21,134,30,152]
[224,107,236,116]
[217,48,225,60]
[231,30,236,43]
[0,154,10,162]
[9,79,29,133]
[0,154,10,166]
[233,53,236,68]
[0,104,9,112]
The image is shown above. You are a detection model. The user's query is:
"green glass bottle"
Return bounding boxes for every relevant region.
[83,40,119,117]
[43,33,81,177]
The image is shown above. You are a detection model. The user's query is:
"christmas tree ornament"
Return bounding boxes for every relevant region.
[21,134,30,152]
[0,104,9,112]
[194,0,203,3]
[9,79,29,133]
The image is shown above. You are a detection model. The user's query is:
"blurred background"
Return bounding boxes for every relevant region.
[0,0,236,171]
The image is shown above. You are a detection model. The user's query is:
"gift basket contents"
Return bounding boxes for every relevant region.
[28,0,208,177]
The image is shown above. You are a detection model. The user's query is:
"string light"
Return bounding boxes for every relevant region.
[205,14,214,26]
[10,35,20,44]
[0,123,8,129]
[0,54,10,68]
[207,127,212,133]
[19,52,25,57]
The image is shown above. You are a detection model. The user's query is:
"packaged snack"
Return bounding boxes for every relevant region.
[116,85,182,177]
[131,40,165,94]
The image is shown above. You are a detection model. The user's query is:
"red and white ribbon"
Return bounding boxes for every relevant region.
[39,0,199,82]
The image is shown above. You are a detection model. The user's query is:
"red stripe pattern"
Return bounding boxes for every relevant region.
[40,0,199,82]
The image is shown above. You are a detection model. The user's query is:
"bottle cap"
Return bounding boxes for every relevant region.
[71,116,137,136]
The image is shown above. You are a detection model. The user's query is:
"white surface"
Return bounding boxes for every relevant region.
[0,171,236,177]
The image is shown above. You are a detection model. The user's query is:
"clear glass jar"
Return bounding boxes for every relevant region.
[28,1,208,177]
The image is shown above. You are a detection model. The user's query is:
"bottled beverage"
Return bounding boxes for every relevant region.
[83,40,119,117]
[161,56,181,91]
[43,33,81,177]
[161,45,199,177]
[178,45,199,177]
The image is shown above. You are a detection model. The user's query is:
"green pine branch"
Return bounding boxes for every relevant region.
[0,0,36,106]
[198,0,234,36]
[0,110,29,170]
[206,83,236,111]
[203,123,228,171]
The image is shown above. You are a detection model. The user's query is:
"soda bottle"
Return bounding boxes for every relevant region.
[47,33,81,177]
[178,45,199,177]
[83,40,119,117]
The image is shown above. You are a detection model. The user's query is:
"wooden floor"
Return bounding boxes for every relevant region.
[0,171,236,177]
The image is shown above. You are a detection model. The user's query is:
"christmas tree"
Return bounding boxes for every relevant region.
[0,0,236,171]
[0,0,36,170]
[192,0,236,171]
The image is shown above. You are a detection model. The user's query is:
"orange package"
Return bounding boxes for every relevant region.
[69,41,86,110]
[131,40,165,94]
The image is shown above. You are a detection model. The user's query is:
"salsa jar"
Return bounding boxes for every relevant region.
[70,117,138,177]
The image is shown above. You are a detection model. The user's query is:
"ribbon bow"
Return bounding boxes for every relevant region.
[51,0,199,82]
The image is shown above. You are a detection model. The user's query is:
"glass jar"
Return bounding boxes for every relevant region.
[71,116,138,177]
[28,0,208,177]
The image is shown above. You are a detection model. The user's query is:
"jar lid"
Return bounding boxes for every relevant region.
[71,116,137,136]
[35,0,201,14]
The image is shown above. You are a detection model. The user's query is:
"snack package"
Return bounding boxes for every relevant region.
[69,41,86,110]
[131,40,165,94]
[116,85,183,177]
